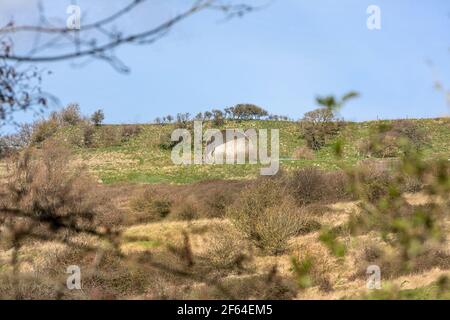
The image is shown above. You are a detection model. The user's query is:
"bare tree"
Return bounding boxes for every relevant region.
[0,0,259,124]
[0,1,256,66]
[0,56,53,125]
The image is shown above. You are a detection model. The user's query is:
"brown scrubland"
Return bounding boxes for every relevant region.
[0,109,449,300]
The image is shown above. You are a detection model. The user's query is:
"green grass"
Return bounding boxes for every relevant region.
[129,240,162,249]
[66,118,450,184]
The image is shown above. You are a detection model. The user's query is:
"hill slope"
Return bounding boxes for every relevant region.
[62,118,450,184]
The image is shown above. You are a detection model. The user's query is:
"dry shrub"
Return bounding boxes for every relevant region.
[130,189,172,223]
[127,180,244,222]
[358,133,399,158]
[293,244,335,292]
[28,105,85,146]
[227,178,282,226]
[350,194,450,281]
[391,120,429,150]
[170,201,200,221]
[0,141,123,298]
[121,125,142,141]
[31,118,59,144]
[360,169,392,203]
[62,121,94,148]
[125,236,255,299]
[0,124,33,158]
[256,201,314,254]
[401,175,423,193]
[355,158,423,201]
[27,246,153,299]
[57,104,82,126]
[353,241,450,280]
[0,273,57,299]
[288,167,350,206]
[1,140,122,243]
[422,159,450,188]
[201,224,253,274]
[142,255,298,300]
[64,126,84,147]
[291,146,315,160]
[21,245,153,299]
[352,160,395,202]
[107,247,206,300]
[359,120,429,158]
[2,140,122,230]
[79,250,150,298]
[0,137,14,158]
[361,242,383,263]
[64,124,140,149]
[97,126,122,147]
[205,189,235,218]
[326,170,351,200]
[81,123,96,148]
[302,203,331,216]
[351,241,397,279]
[355,159,423,195]
[411,247,450,273]
[190,270,298,300]
[289,167,326,205]
[179,180,244,219]
[228,178,317,255]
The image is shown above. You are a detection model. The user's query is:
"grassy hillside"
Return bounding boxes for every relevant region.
[64,118,450,184]
[2,117,450,300]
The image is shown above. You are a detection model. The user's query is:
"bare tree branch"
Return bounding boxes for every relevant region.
[0,0,257,65]
[0,0,258,124]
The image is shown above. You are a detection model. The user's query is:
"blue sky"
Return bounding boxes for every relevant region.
[2,0,450,132]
